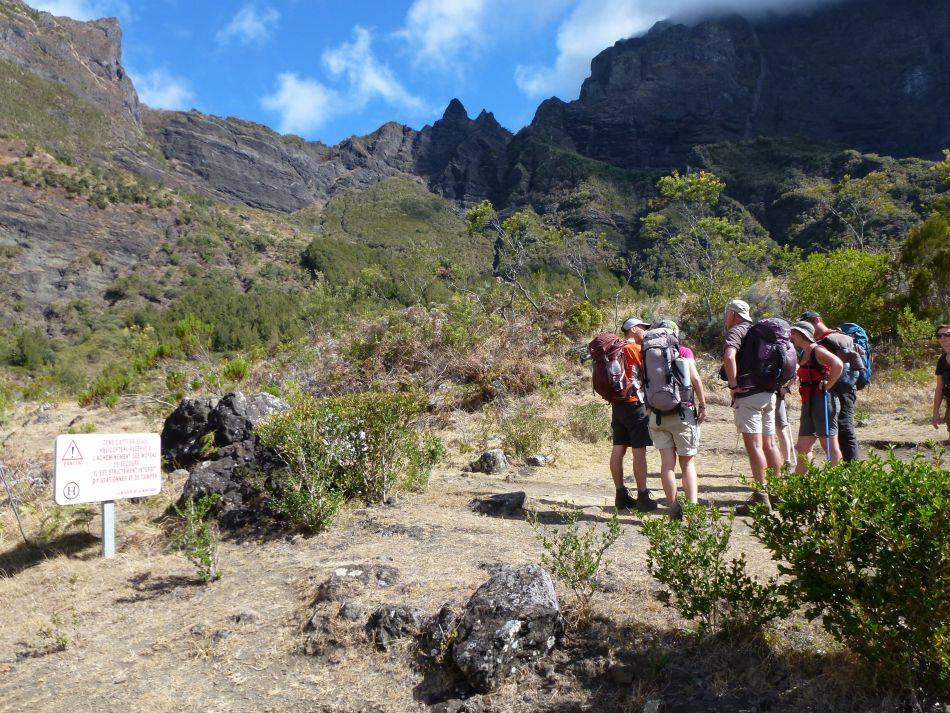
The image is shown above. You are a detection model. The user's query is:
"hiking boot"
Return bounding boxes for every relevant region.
[735,491,772,516]
[636,489,659,513]
[668,501,683,521]
[614,486,638,512]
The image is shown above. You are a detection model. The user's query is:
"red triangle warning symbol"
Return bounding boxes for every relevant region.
[61,440,83,462]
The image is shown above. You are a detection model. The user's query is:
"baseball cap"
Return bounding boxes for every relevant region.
[799,310,821,323]
[791,320,816,342]
[724,299,751,322]
[621,316,650,332]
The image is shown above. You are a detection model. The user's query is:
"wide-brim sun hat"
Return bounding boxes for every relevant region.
[791,320,816,342]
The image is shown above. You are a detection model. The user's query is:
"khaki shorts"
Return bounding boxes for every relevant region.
[733,391,776,435]
[648,409,700,456]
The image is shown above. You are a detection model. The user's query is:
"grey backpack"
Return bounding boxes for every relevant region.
[641,328,693,423]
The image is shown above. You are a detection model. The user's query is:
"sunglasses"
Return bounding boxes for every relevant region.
[938,332,950,338]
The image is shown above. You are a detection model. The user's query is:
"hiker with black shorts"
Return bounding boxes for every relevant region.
[932,324,950,440]
[790,321,844,471]
[721,299,786,514]
[609,317,658,513]
[799,311,866,461]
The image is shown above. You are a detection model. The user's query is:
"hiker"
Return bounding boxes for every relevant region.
[789,321,844,471]
[799,311,866,461]
[775,387,795,468]
[608,317,658,512]
[932,324,950,439]
[721,299,786,514]
[644,320,707,520]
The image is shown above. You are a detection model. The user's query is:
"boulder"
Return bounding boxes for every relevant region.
[526,454,550,467]
[467,449,508,474]
[468,492,526,517]
[365,605,426,649]
[420,604,460,662]
[160,396,218,467]
[208,392,288,446]
[315,564,400,603]
[451,565,563,693]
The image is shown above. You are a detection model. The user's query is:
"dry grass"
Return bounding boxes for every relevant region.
[0,371,940,711]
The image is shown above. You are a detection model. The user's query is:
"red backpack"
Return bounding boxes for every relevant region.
[589,333,634,402]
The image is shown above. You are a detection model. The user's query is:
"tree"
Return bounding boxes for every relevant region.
[642,170,770,320]
[549,227,610,301]
[790,249,890,335]
[466,201,550,312]
[806,171,897,250]
[898,211,950,322]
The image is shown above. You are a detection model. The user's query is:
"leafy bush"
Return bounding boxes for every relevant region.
[530,509,622,623]
[501,409,559,460]
[173,495,221,583]
[643,501,790,635]
[222,356,250,383]
[256,392,442,531]
[790,248,890,335]
[562,300,606,340]
[6,329,55,370]
[567,402,610,443]
[895,305,937,367]
[752,455,949,700]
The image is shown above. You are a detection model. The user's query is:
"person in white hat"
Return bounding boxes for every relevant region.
[721,299,784,514]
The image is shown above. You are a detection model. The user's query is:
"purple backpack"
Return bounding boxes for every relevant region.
[738,318,797,392]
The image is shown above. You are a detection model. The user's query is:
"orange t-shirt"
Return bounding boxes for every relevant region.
[622,341,643,403]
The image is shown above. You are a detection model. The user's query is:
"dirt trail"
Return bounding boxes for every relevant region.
[0,384,941,712]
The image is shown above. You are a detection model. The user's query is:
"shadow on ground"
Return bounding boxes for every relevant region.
[0,531,99,577]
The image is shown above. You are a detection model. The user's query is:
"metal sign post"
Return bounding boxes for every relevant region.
[101,500,116,558]
[53,433,161,559]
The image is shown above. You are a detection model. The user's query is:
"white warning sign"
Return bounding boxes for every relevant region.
[53,433,162,505]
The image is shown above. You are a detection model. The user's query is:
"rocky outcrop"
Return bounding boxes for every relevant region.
[450,565,563,693]
[143,101,512,212]
[0,0,145,150]
[530,0,950,168]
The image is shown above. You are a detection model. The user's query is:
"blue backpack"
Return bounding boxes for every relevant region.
[838,323,872,390]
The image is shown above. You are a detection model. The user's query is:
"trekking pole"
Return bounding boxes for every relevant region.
[0,462,30,546]
[823,388,832,463]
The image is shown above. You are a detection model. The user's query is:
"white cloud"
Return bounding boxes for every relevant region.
[27,0,128,21]
[515,0,848,99]
[323,27,425,113]
[399,0,573,69]
[262,27,424,136]
[399,0,491,67]
[216,4,280,46]
[261,72,338,135]
[130,69,194,110]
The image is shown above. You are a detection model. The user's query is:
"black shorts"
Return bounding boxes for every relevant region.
[611,401,653,448]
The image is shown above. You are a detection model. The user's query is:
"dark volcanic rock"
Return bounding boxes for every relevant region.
[160,396,218,467]
[420,604,460,662]
[530,0,950,167]
[451,565,563,693]
[208,392,288,446]
[315,564,401,603]
[468,492,526,517]
[365,605,426,649]
[466,449,508,474]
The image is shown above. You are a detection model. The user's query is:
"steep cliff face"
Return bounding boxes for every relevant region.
[530,0,950,169]
[0,0,144,150]
[143,100,512,211]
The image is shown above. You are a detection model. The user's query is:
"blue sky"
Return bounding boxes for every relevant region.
[27,0,840,145]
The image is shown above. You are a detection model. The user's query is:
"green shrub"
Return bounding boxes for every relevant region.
[895,305,937,367]
[567,402,610,443]
[256,392,442,531]
[173,495,221,583]
[222,356,250,383]
[7,329,55,370]
[790,248,890,335]
[501,409,559,460]
[562,300,605,340]
[530,509,622,623]
[752,455,949,700]
[78,370,132,408]
[643,501,790,635]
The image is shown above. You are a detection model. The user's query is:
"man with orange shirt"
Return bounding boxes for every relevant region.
[610,316,658,512]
